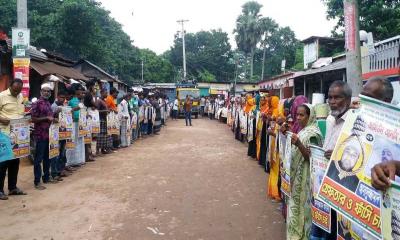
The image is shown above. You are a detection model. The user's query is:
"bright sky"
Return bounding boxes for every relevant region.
[98,0,337,55]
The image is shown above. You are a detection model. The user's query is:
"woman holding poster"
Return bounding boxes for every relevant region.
[287,104,323,240]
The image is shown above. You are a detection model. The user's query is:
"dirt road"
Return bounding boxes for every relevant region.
[0,118,285,240]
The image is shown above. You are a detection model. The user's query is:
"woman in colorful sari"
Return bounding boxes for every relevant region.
[256,94,269,165]
[290,95,308,134]
[244,94,256,157]
[266,96,281,201]
[287,104,323,240]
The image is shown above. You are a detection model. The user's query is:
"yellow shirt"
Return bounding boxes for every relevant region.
[0,89,25,132]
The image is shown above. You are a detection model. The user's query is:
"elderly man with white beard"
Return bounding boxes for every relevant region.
[311,80,352,240]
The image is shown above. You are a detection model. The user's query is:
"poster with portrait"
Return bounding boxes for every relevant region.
[66,121,75,150]
[337,213,378,240]
[9,118,30,158]
[318,95,400,238]
[281,131,292,197]
[88,109,100,134]
[59,107,73,140]
[49,123,59,159]
[0,130,15,162]
[78,108,88,137]
[84,126,92,144]
[310,145,331,233]
[381,181,400,240]
[107,112,119,135]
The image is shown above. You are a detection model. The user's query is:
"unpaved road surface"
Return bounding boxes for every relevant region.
[0,118,285,240]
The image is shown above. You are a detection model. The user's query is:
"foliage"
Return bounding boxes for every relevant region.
[166,29,234,82]
[322,0,400,40]
[0,0,175,84]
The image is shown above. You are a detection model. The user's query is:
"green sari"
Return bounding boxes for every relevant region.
[287,104,323,240]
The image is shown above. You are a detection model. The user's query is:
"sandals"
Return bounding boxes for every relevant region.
[0,192,8,200]
[8,188,27,196]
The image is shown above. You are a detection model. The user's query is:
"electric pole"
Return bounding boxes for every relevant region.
[17,0,28,28]
[141,59,144,83]
[344,0,362,96]
[177,19,188,81]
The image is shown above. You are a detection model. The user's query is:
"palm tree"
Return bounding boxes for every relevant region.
[234,1,263,80]
[259,17,278,81]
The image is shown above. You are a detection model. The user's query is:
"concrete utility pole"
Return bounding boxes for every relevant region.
[177,19,188,81]
[344,0,363,96]
[141,59,144,82]
[17,0,28,28]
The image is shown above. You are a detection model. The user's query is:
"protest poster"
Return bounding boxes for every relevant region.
[381,181,400,240]
[310,145,331,233]
[78,108,88,137]
[337,213,378,240]
[318,95,400,238]
[84,127,92,144]
[88,109,100,134]
[107,112,119,135]
[0,130,15,162]
[66,122,75,150]
[9,118,30,158]
[59,107,73,140]
[281,131,292,197]
[49,123,59,159]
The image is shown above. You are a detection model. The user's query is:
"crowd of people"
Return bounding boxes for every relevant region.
[0,78,170,199]
[204,76,396,240]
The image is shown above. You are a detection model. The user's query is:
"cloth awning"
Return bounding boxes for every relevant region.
[30,61,89,81]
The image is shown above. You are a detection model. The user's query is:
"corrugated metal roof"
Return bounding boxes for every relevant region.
[30,60,89,81]
[294,59,346,78]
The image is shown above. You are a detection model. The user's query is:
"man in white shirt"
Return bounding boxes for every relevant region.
[312,80,352,240]
[172,98,179,120]
[118,94,131,147]
[200,96,206,117]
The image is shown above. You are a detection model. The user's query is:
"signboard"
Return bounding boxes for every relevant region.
[9,118,30,158]
[318,95,400,238]
[49,123,59,159]
[12,28,30,58]
[59,107,73,140]
[310,145,331,233]
[12,58,30,100]
[281,131,292,197]
[304,41,318,68]
[381,181,400,240]
[344,2,356,51]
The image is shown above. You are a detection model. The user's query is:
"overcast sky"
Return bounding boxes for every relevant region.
[98,0,337,55]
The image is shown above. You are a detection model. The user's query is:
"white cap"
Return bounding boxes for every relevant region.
[41,82,53,90]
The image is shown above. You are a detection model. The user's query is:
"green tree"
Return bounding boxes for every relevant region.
[233,1,263,79]
[259,17,278,81]
[140,49,175,83]
[166,29,234,82]
[322,0,400,40]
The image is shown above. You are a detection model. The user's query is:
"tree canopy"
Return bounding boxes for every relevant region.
[0,0,175,84]
[322,0,400,40]
[165,29,234,82]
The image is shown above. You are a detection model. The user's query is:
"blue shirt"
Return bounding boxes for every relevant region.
[68,97,80,122]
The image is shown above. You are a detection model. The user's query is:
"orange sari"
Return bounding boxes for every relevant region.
[267,96,281,201]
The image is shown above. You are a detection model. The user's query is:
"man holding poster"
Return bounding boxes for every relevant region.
[31,83,57,190]
[318,77,396,238]
[0,78,27,200]
[311,81,352,240]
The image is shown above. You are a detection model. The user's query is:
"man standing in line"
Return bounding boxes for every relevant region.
[184,95,193,126]
[200,95,206,117]
[51,90,69,179]
[105,87,119,149]
[31,83,58,190]
[311,80,352,240]
[0,78,27,200]
[172,97,179,120]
